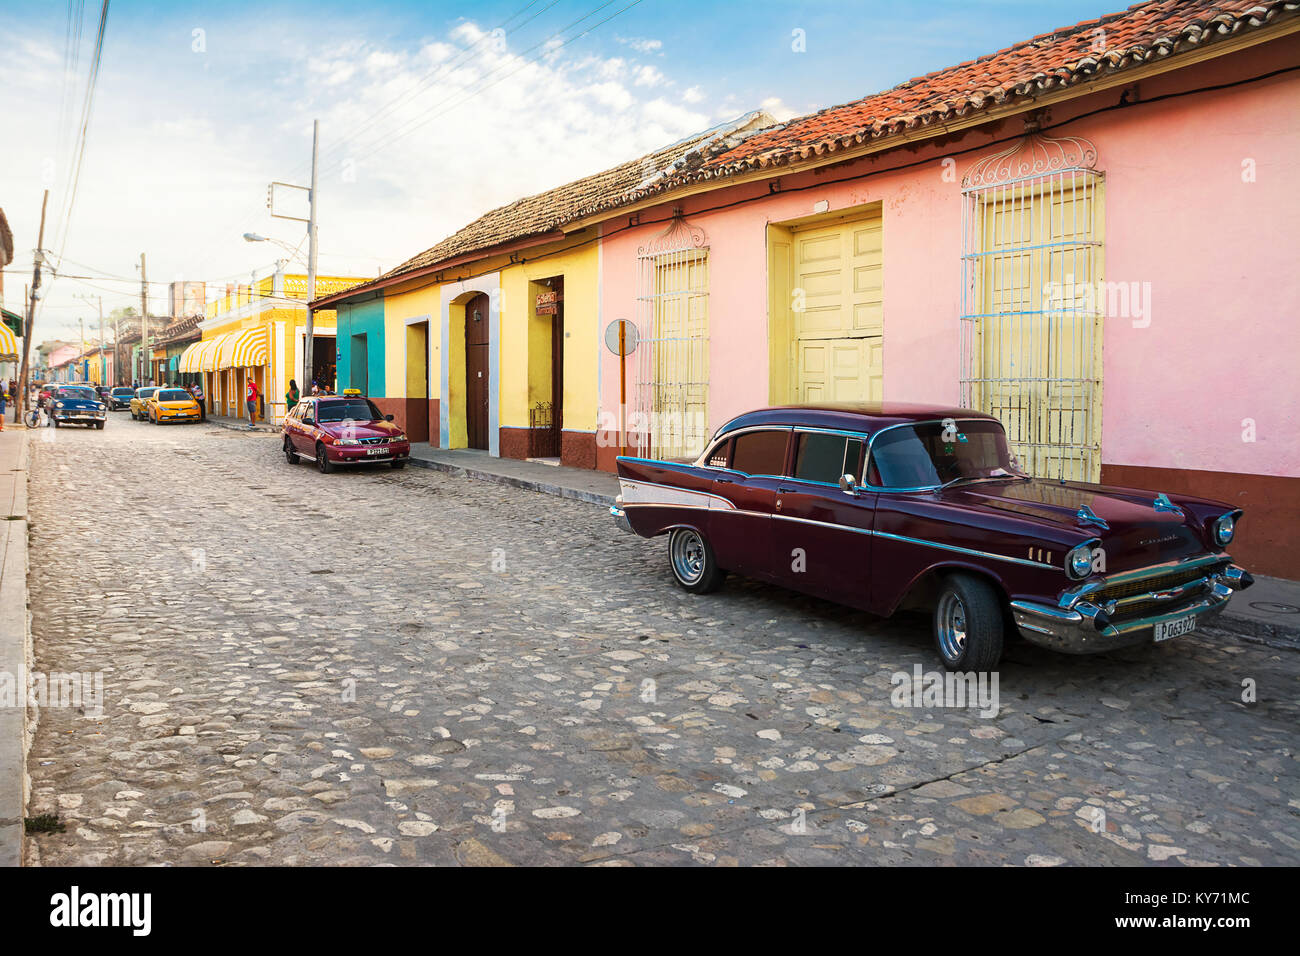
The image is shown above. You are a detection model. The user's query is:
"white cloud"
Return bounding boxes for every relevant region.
[759,97,799,122]
[0,15,728,341]
[618,36,663,54]
[633,65,665,88]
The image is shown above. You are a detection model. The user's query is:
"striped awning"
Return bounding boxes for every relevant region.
[221,326,269,369]
[0,322,16,361]
[178,340,206,373]
[199,334,232,372]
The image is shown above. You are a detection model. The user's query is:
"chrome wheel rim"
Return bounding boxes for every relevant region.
[317,448,327,471]
[936,591,967,661]
[670,530,706,585]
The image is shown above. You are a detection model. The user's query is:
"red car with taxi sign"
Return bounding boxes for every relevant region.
[282,390,410,473]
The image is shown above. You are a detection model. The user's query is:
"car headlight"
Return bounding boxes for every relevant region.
[55,401,64,408]
[393,433,407,442]
[1065,541,1097,580]
[1212,513,1236,547]
[335,438,360,446]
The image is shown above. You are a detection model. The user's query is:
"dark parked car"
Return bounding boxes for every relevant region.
[107,386,135,410]
[281,392,410,473]
[611,403,1253,671]
[48,384,107,429]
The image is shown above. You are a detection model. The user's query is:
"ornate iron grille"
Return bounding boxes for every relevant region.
[959,131,1104,482]
[633,211,710,461]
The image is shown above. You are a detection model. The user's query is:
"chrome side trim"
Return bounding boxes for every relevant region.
[872,530,1047,569]
[772,513,873,536]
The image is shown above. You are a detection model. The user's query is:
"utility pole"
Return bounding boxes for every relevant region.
[75,293,106,384]
[305,118,319,395]
[17,190,48,424]
[79,315,85,381]
[266,119,320,396]
[139,253,149,385]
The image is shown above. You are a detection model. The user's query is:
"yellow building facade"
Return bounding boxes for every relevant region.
[334,235,600,466]
[180,273,361,423]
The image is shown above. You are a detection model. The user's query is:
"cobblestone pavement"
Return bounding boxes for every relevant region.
[23,417,1300,866]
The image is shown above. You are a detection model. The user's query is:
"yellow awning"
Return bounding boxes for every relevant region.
[199,333,232,372]
[227,326,269,368]
[178,340,206,373]
[0,323,16,361]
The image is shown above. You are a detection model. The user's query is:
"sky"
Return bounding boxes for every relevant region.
[0,0,1114,342]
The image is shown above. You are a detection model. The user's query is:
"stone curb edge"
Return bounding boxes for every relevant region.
[406,456,615,508]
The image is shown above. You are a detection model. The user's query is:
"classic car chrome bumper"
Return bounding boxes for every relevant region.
[1010,559,1254,654]
[610,502,633,534]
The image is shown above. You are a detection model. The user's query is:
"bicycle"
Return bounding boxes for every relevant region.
[25,407,43,429]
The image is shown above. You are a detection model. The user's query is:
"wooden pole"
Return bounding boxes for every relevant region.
[618,320,626,458]
[17,190,48,424]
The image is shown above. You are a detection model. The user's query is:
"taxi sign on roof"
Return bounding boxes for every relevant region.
[342,388,362,396]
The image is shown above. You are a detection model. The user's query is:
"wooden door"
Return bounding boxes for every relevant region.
[792,212,883,402]
[550,283,564,453]
[465,293,490,450]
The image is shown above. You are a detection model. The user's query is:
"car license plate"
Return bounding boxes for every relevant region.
[1154,614,1197,642]
[365,447,389,456]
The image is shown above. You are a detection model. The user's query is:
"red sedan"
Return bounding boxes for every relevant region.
[282,393,410,473]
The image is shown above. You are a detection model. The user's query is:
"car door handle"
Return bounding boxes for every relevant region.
[778,487,795,493]
[715,477,732,484]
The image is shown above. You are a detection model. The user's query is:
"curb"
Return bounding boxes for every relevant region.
[406,455,616,507]
[0,430,29,867]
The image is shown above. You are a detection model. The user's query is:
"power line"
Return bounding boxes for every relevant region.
[45,0,110,322]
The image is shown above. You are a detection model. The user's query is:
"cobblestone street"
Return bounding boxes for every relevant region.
[22,418,1300,866]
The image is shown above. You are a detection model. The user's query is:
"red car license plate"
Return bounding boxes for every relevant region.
[365,447,389,456]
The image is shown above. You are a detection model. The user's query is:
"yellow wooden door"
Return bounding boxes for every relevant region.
[792,212,883,403]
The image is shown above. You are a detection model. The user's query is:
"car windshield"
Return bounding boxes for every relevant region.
[870,419,1025,489]
[60,387,97,401]
[136,388,157,398]
[317,400,382,423]
[112,388,133,395]
[157,389,190,402]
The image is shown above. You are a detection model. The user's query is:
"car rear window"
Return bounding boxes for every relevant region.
[794,432,865,484]
[730,430,788,476]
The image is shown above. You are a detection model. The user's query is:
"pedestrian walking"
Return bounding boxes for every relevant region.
[286,379,300,412]
[192,382,206,421]
[0,388,8,432]
[246,376,260,428]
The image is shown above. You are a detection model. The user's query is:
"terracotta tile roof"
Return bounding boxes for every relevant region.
[629,0,1299,192]
[365,111,778,287]
[324,0,1295,305]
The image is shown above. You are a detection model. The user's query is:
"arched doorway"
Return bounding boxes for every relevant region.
[464,292,490,450]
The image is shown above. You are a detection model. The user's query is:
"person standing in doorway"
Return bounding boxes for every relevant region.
[192,382,206,422]
[246,375,260,429]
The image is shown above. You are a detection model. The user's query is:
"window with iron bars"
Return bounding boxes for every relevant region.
[959,132,1104,482]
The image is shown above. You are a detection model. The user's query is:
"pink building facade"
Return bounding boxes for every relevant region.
[596,32,1300,578]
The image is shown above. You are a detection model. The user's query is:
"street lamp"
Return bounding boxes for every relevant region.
[243,232,307,265]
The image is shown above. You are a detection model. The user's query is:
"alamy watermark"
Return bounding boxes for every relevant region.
[1,670,104,718]
[890,664,999,718]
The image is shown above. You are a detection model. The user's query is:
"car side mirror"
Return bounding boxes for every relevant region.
[839,473,859,496]
[385,414,395,422]
[302,417,314,426]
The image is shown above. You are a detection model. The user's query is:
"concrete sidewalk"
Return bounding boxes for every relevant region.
[407,444,619,506]
[1210,572,1300,650]
[0,428,29,867]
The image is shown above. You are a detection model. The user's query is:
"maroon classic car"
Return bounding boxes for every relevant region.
[611,403,1253,671]
[281,393,410,473]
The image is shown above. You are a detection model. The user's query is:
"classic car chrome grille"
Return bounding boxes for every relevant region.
[1100,566,1216,620]
[1101,567,1206,601]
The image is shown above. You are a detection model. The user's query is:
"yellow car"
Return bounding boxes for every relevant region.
[129,386,158,420]
[146,386,202,424]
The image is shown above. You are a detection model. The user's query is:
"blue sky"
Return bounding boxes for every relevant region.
[1,0,1114,339]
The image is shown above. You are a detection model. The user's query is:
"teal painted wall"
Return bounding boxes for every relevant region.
[335,299,386,396]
